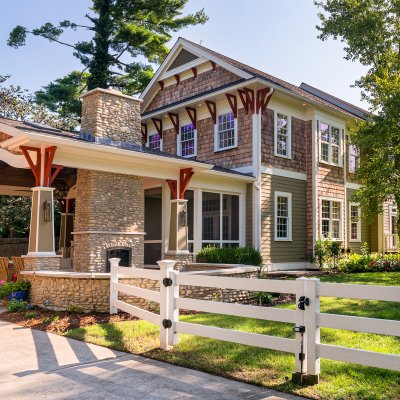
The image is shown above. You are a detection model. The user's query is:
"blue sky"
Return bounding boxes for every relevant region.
[1,0,367,108]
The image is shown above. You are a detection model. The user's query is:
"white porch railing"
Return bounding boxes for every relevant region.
[385,234,399,252]
[109,258,400,384]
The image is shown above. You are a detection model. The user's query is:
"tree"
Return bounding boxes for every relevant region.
[35,71,89,124]
[8,0,208,93]
[0,74,78,130]
[315,0,400,234]
[0,196,31,238]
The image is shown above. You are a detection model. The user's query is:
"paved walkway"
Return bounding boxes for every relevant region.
[0,317,305,400]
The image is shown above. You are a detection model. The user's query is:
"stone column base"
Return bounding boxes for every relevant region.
[22,256,62,271]
[292,372,320,385]
[165,253,193,271]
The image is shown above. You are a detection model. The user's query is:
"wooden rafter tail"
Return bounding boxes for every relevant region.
[151,118,163,139]
[174,74,180,86]
[166,179,178,200]
[168,113,179,135]
[158,81,164,91]
[225,93,238,118]
[205,100,216,124]
[141,123,148,142]
[191,67,197,78]
[185,107,197,129]
[210,61,216,71]
[179,168,194,199]
[20,145,41,186]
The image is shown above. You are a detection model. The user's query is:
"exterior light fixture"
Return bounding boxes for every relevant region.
[179,209,188,227]
[43,201,52,222]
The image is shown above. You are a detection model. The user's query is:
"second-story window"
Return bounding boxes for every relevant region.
[274,112,291,158]
[215,112,237,151]
[349,144,360,173]
[320,122,341,166]
[148,133,161,151]
[179,123,196,157]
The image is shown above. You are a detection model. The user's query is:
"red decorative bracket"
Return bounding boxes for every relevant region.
[158,81,164,91]
[168,113,179,135]
[185,107,197,129]
[225,93,238,118]
[205,100,217,124]
[191,67,197,78]
[166,179,178,200]
[141,123,148,142]
[238,88,255,115]
[152,118,163,138]
[210,61,216,71]
[20,146,41,186]
[174,74,180,86]
[256,87,273,113]
[179,168,194,199]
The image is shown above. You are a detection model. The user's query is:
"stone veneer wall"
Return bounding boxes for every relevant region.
[81,88,142,144]
[73,169,144,272]
[22,256,62,271]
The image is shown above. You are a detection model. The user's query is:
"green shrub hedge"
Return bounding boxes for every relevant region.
[195,246,263,266]
[337,252,400,273]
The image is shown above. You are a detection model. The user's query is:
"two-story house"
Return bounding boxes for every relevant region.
[139,37,397,270]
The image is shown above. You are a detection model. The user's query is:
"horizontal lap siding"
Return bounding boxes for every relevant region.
[261,174,307,263]
[246,183,253,247]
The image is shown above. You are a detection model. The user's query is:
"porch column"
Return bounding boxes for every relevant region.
[27,186,56,256]
[59,199,74,257]
[167,199,189,254]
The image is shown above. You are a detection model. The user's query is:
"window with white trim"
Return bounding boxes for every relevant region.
[348,144,360,173]
[274,112,291,158]
[320,122,341,166]
[274,192,292,241]
[349,203,361,242]
[215,112,237,151]
[179,123,196,157]
[202,191,239,248]
[148,133,161,151]
[321,199,342,240]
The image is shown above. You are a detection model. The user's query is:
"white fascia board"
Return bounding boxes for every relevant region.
[260,165,307,181]
[142,78,258,121]
[346,182,362,190]
[0,148,28,168]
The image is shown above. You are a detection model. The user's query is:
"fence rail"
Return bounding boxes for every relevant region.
[109,259,400,384]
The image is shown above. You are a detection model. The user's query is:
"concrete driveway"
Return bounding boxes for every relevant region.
[0,318,305,400]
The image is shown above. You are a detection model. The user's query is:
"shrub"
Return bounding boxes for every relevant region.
[0,282,14,299]
[338,252,400,273]
[195,246,263,266]
[24,311,38,319]
[7,300,29,312]
[66,304,84,314]
[256,292,273,305]
[11,280,31,292]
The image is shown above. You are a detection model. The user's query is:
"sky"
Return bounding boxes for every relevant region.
[0,0,368,109]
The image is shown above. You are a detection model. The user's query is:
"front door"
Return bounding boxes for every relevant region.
[144,188,162,265]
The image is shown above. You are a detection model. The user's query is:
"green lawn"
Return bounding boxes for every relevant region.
[66,272,400,400]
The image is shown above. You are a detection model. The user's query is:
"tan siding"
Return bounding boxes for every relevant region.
[261,174,307,264]
[246,183,253,247]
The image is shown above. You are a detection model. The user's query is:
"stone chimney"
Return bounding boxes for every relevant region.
[80,88,142,144]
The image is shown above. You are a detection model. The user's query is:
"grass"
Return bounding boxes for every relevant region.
[66,272,400,400]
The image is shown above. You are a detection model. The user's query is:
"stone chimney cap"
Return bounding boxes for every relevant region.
[80,87,143,103]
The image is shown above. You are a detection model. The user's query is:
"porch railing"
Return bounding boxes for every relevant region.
[384,234,399,252]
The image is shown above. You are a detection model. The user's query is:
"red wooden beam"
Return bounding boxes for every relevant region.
[185,107,197,129]
[20,146,41,186]
[191,67,197,78]
[174,74,180,86]
[158,81,164,91]
[256,87,273,114]
[49,165,63,186]
[225,93,238,118]
[205,100,217,124]
[43,146,57,187]
[210,61,216,71]
[151,118,163,138]
[237,89,248,115]
[168,113,179,135]
[238,88,255,115]
[141,123,148,142]
[166,179,178,200]
[179,168,194,199]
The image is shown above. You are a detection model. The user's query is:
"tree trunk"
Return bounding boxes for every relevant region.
[87,0,112,90]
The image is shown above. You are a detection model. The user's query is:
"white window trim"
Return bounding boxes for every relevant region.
[319,122,343,167]
[274,191,292,241]
[147,132,163,151]
[348,144,360,174]
[320,197,343,241]
[214,114,238,152]
[274,110,292,159]
[349,202,361,243]
[177,126,197,158]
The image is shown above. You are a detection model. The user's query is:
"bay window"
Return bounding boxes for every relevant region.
[321,199,342,240]
[320,122,341,166]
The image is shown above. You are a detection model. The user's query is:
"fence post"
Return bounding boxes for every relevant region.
[305,278,320,382]
[157,259,176,350]
[293,277,307,383]
[109,258,120,315]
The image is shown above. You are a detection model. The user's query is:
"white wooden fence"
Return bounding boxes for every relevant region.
[109,258,400,383]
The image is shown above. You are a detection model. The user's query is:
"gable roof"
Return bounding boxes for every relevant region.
[142,37,367,120]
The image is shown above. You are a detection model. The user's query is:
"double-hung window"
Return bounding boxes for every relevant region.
[274,112,291,158]
[179,123,196,157]
[348,144,360,173]
[148,133,161,151]
[349,203,361,242]
[320,122,341,166]
[321,199,342,240]
[215,112,237,151]
[274,192,292,241]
